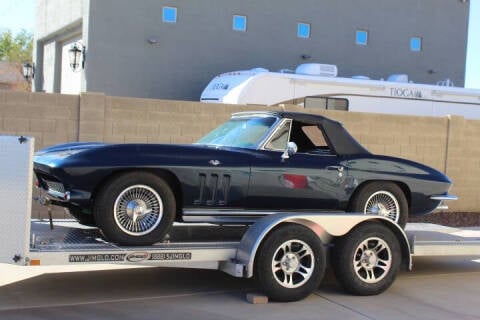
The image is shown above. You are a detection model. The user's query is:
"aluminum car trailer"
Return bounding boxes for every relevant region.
[1,136,480,302]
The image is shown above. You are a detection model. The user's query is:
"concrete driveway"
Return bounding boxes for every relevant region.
[0,256,479,320]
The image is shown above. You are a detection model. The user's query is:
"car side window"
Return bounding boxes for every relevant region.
[264,120,291,151]
[289,121,332,154]
[301,126,329,148]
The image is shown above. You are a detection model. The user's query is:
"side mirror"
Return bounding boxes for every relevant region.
[281,141,298,160]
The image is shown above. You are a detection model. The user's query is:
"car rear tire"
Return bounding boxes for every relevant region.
[254,224,326,302]
[94,172,176,246]
[350,182,408,229]
[331,222,401,296]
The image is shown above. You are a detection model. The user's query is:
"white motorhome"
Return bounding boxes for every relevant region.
[200,64,480,119]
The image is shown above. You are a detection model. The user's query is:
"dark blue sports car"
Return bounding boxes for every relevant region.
[33,111,456,245]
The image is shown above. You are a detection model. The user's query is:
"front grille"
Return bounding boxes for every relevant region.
[44,180,65,194]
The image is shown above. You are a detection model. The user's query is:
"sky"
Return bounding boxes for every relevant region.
[465,0,480,89]
[0,0,479,89]
[0,0,34,35]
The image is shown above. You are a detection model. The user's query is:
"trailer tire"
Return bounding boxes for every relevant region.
[332,222,401,296]
[254,224,326,302]
[94,172,176,246]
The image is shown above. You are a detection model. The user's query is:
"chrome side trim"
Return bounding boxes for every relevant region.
[183,209,272,223]
[183,209,343,216]
[183,216,259,224]
[232,111,280,118]
[430,194,458,201]
[184,209,276,216]
[182,209,345,224]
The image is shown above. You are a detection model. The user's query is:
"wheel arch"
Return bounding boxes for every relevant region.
[91,168,183,221]
[236,213,412,278]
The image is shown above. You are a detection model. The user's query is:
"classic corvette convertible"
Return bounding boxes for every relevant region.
[34,111,456,245]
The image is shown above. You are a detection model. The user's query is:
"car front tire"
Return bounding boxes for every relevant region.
[94,172,176,246]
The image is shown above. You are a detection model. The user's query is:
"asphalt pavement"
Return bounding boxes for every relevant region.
[1,255,479,320]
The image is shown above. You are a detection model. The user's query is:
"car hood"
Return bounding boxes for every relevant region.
[34,142,252,168]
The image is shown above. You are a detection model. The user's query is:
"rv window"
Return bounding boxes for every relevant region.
[304,97,348,111]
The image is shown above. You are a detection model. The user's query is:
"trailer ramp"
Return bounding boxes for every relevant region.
[407,224,480,256]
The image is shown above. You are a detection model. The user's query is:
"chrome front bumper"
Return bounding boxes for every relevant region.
[430,194,458,211]
[36,188,70,206]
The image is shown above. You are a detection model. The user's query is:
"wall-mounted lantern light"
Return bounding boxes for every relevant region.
[68,41,85,72]
[22,62,34,81]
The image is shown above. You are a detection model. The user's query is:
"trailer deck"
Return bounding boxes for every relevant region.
[27,220,480,261]
[27,220,248,276]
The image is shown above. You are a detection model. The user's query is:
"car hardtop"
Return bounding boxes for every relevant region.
[232,111,370,156]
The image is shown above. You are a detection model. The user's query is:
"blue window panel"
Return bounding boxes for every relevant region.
[410,37,422,51]
[163,7,177,23]
[233,15,247,32]
[297,23,311,38]
[356,30,368,46]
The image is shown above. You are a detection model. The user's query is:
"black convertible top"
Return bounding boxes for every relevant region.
[233,111,370,156]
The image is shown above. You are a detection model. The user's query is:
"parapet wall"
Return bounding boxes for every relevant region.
[1,91,478,214]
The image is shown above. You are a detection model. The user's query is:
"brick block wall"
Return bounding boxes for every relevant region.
[1,91,479,217]
[0,91,79,150]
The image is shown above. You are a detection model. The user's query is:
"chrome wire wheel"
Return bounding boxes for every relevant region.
[353,237,392,284]
[113,185,163,236]
[364,191,400,223]
[271,239,315,289]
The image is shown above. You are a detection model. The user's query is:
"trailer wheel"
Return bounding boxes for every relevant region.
[332,222,401,296]
[254,224,326,302]
[94,172,176,246]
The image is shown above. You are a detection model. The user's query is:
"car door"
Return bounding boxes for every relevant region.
[247,120,350,210]
[248,151,349,210]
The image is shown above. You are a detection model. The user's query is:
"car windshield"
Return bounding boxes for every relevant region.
[197,116,277,148]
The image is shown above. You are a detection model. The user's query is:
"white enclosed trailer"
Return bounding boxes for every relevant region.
[1,136,479,301]
[200,64,480,120]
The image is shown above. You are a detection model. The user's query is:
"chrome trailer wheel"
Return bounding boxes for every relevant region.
[255,224,326,302]
[271,239,315,289]
[332,222,401,295]
[352,237,392,284]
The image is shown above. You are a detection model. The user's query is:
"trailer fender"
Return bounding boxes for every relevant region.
[236,213,411,278]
